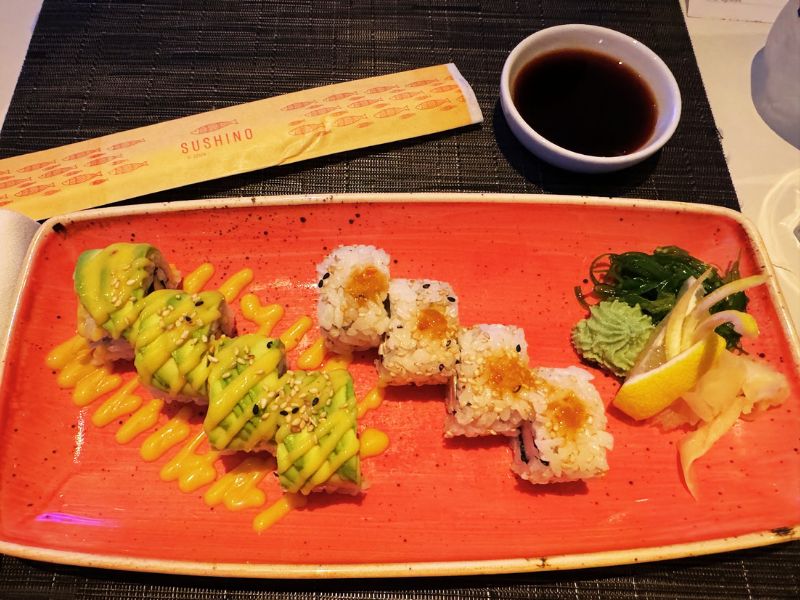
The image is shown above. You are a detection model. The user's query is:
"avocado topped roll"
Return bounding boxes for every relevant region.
[204,334,287,451]
[74,242,179,361]
[277,369,361,495]
[129,289,235,403]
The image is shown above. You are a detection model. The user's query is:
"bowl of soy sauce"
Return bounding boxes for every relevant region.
[500,25,681,173]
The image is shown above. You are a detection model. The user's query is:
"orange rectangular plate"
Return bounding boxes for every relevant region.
[0,193,798,578]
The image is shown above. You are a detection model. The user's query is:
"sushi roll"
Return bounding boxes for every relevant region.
[316,245,391,353]
[377,279,459,386]
[276,369,361,495]
[74,242,179,361]
[445,324,538,437]
[511,366,613,484]
[128,289,235,403]
[204,334,287,451]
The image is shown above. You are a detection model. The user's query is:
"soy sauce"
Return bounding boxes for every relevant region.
[513,49,658,157]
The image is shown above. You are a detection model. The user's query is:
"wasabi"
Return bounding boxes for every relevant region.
[572,300,654,377]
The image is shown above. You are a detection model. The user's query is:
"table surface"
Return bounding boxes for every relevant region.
[0,0,798,597]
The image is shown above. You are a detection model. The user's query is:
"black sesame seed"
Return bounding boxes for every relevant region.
[445,339,451,348]
[185,316,192,323]
[279,410,289,416]
[422,283,430,289]
[312,397,319,406]
[266,341,273,348]
[515,344,521,352]
[252,405,260,416]
[292,406,299,414]
[323,272,331,280]
[447,296,456,303]
[438,363,444,371]
[318,280,324,288]
[513,385,522,393]
[194,300,204,306]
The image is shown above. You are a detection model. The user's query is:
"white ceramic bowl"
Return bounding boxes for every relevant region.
[500,24,681,173]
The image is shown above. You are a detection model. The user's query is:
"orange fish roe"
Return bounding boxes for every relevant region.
[416,307,448,339]
[546,390,589,439]
[344,265,388,305]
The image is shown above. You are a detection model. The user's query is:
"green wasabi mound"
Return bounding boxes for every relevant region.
[572,300,655,377]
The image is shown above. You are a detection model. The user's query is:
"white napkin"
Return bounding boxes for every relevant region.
[0,209,39,356]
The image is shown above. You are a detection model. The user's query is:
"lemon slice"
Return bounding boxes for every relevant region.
[613,333,726,421]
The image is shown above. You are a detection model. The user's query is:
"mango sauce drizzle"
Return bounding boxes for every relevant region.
[297,337,326,370]
[140,405,193,461]
[182,262,215,294]
[204,455,272,511]
[253,494,308,534]
[92,377,142,427]
[160,431,221,493]
[47,335,122,406]
[219,268,254,303]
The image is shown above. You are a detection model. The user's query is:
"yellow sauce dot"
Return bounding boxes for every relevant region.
[297,337,326,370]
[182,262,215,293]
[357,386,385,418]
[160,431,221,493]
[116,399,164,444]
[279,316,313,351]
[253,494,307,533]
[240,294,284,335]
[73,369,121,407]
[203,455,271,511]
[46,336,87,369]
[219,268,253,303]
[140,405,194,461]
[359,428,390,459]
[322,353,352,372]
[92,377,142,427]
[55,347,94,388]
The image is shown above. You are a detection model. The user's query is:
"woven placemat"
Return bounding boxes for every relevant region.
[2,0,797,598]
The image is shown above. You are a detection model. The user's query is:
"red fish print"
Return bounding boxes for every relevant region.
[91,179,108,185]
[85,154,122,166]
[364,85,398,94]
[374,106,409,118]
[304,106,341,117]
[0,174,14,181]
[281,101,317,111]
[110,162,148,175]
[375,103,388,108]
[63,172,102,185]
[406,78,439,88]
[17,160,56,173]
[323,92,358,102]
[390,91,418,100]
[18,181,38,188]
[430,84,460,93]
[112,160,126,165]
[0,200,10,207]
[289,120,305,126]
[347,98,382,108]
[356,122,373,128]
[289,123,325,136]
[0,178,31,190]
[191,120,238,135]
[15,184,54,197]
[62,148,101,161]
[333,115,367,127]
[416,98,451,110]
[43,189,61,196]
[107,138,145,150]
[400,113,415,120]
[440,105,456,111]
[87,152,105,159]
[330,111,348,117]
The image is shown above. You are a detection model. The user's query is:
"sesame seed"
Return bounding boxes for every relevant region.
[252,405,260,416]
[236,357,247,365]
[318,280,324,288]
[447,296,456,303]
[422,283,430,289]
[201,335,209,343]
[438,363,445,371]
[194,300,204,306]
[515,344,521,353]
[279,410,289,416]
[208,355,219,363]
[291,407,299,414]
[266,341,272,349]
[323,272,331,280]
[126,279,136,286]
[312,397,319,406]
[221,371,232,379]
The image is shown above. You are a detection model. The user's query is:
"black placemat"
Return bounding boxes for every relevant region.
[0,0,738,209]
[3,0,796,598]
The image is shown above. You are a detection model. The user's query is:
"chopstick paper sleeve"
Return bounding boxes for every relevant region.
[0,64,482,219]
